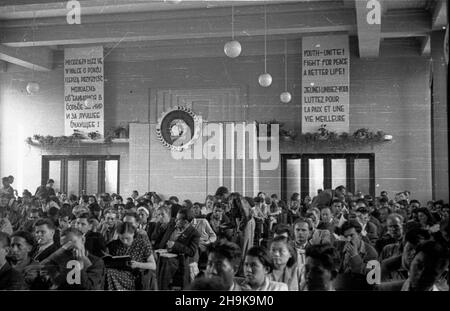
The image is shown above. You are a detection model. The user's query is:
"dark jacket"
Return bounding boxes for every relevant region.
[334,240,378,290]
[84,231,107,258]
[44,250,104,290]
[0,262,26,290]
[33,243,60,262]
[156,223,200,289]
[151,221,174,247]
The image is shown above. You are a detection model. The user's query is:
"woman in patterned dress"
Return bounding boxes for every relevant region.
[105,222,156,290]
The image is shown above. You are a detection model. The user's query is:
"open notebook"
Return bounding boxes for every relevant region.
[102,255,132,270]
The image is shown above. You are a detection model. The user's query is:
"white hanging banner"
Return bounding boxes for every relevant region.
[64,46,104,136]
[301,35,350,133]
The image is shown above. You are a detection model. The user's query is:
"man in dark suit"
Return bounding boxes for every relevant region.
[0,232,26,290]
[74,213,107,258]
[43,227,105,290]
[33,218,59,262]
[155,207,200,290]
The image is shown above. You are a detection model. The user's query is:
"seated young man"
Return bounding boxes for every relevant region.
[0,232,26,290]
[74,213,107,258]
[33,218,59,262]
[377,240,449,291]
[43,227,105,290]
[380,226,431,282]
[155,208,200,290]
[204,240,243,290]
[334,220,378,290]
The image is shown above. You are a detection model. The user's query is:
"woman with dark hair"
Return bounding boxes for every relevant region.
[302,244,339,291]
[105,222,155,290]
[416,207,436,230]
[215,186,230,203]
[268,235,300,290]
[10,231,39,289]
[242,246,288,291]
[9,231,37,273]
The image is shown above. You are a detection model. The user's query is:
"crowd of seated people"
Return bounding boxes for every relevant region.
[0,176,449,291]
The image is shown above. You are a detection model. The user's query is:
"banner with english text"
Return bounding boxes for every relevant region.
[301,35,349,133]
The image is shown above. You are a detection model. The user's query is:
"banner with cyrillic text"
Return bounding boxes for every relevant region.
[64,46,104,136]
[301,35,349,133]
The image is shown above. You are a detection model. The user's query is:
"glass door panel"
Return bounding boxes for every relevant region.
[331,159,347,190]
[286,159,301,198]
[67,160,80,196]
[86,160,99,195]
[104,160,118,194]
[48,160,61,193]
[308,159,324,198]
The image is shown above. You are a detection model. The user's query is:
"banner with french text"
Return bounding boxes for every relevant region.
[64,46,104,136]
[301,35,350,133]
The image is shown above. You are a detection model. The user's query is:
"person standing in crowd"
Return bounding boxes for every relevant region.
[268,235,300,290]
[202,195,215,216]
[215,186,230,203]
[1,177,15,199]
[131,190,139,206]
[242,246,288,291]
[191,205,216,271]
[206,202,231,237]
[0,232,25,290]
[252,196,267,246]
[0,197,13,235]
[288,193,301,224]
[204,241,243,290]
[34,179,56,199]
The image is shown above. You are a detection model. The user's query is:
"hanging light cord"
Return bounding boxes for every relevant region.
[231,5,234,40]
[31,12,36,79]
[284,39,287,91]
[264,4,267,73]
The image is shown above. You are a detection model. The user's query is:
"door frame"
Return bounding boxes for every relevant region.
[42,155,120,195]
[281,153,375,201]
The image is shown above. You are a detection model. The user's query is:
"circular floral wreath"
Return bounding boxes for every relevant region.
[156,106,202,152]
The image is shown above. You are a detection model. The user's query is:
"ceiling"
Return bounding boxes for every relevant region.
[0,0,447,71]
